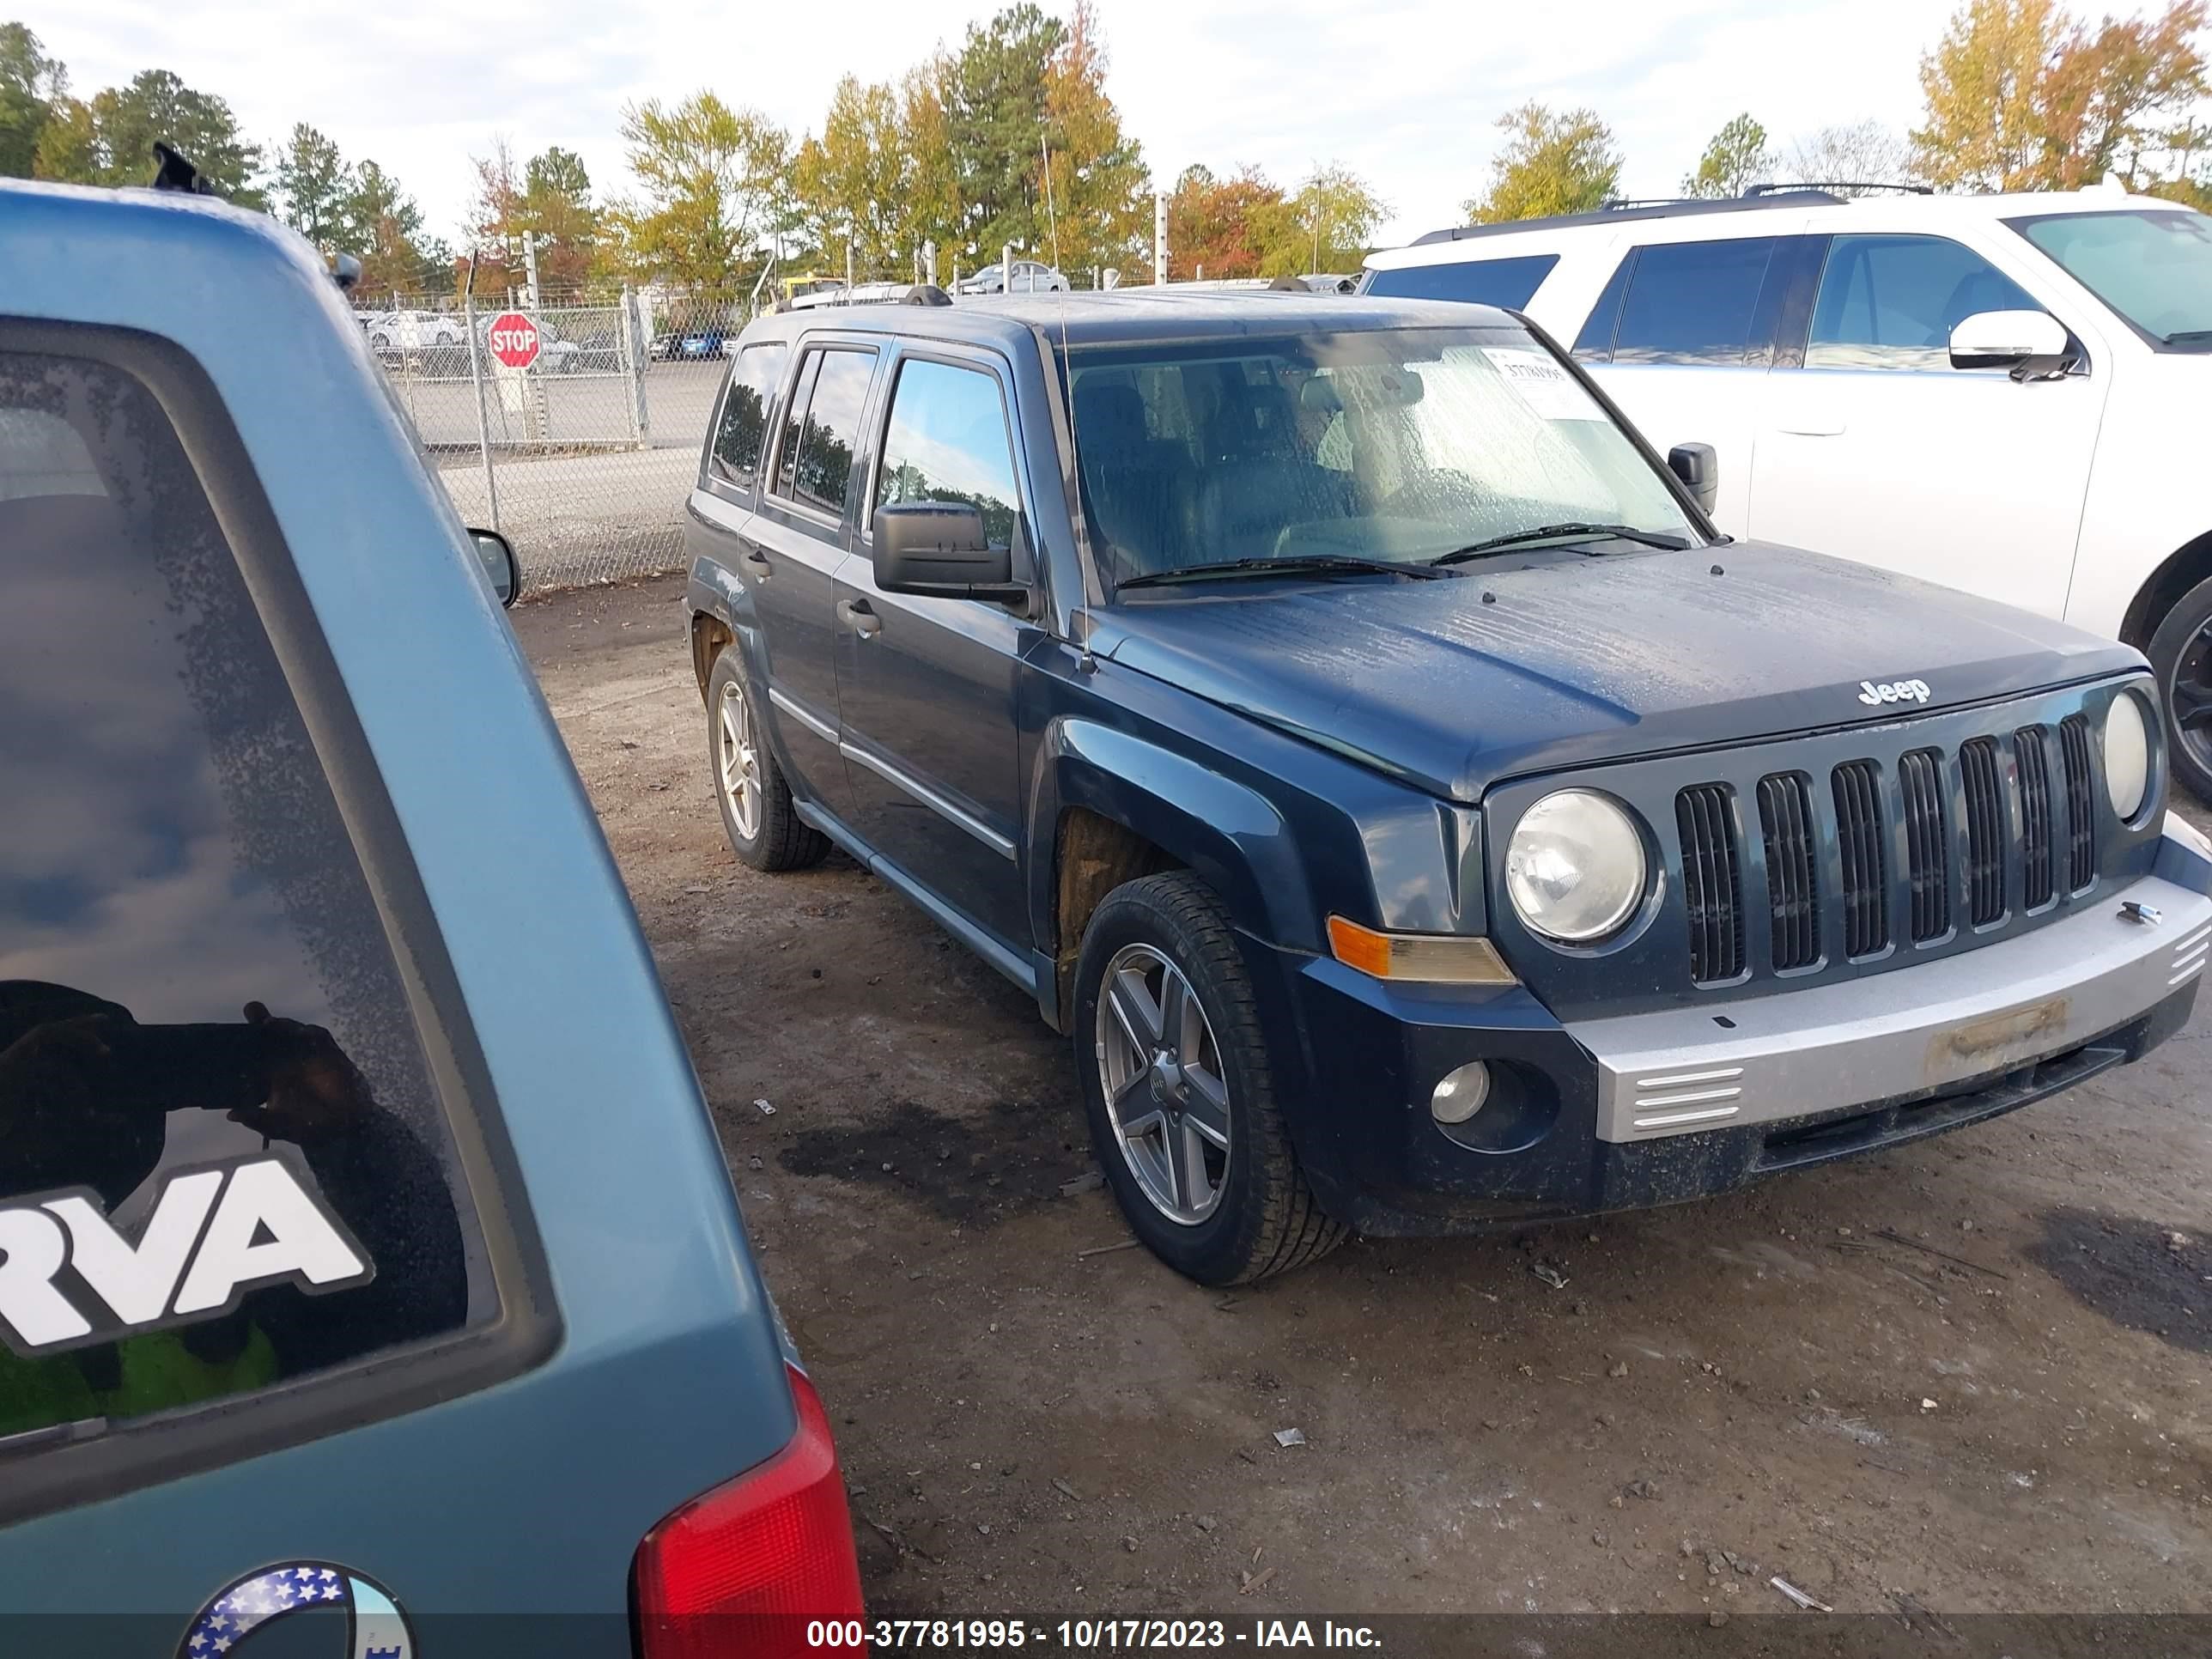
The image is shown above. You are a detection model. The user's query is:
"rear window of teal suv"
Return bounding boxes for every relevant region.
[0,179,860,1650]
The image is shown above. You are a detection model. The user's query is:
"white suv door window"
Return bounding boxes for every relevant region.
[1808,235,2044,369]
[1611,238,1778,365]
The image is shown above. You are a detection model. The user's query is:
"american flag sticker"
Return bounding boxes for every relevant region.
[176,1562,416,1659]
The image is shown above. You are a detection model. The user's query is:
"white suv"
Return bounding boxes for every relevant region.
[1364,186,2212,798]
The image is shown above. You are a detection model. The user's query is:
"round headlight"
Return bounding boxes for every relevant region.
[2103,691,2150,821]
[1505,790,1647,943]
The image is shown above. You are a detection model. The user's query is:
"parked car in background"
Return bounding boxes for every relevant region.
[683,286,2212,1286]
[955,259,1070,295]
[1,177,863,1641]
[1363,185,2212,800]
[362,307,465,368]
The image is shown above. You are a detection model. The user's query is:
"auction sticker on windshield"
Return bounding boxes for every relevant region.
[1482,349,1605,420]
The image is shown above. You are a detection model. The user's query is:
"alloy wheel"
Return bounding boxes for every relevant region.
[2173,620,2212,781]
[1095,944,1232,1224]
[716,677,763,842]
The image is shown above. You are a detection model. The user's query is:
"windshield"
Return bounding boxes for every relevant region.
[2009,209,2212,348]
[1064,326,1698,592]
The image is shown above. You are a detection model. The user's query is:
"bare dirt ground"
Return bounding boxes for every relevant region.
[517,575,2212,1622]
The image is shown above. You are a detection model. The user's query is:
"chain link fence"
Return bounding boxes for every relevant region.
[358,286,763,595]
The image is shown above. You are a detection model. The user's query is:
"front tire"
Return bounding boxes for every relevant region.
[1073,872,1346,1285]
[2148,572,2212,804]
[706,647,829,872]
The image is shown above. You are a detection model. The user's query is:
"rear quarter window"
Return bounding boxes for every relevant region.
[0,349,497,1480]
[1364,254,1559,310]
[709,342,789,489]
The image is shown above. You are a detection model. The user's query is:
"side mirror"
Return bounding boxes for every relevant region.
[468,527,520,608]
[1667,443,1719,515]
[1949,309,2068,370]
[872,501,1018,597]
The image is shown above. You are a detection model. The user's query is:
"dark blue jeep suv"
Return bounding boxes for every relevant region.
[684,289,2212,1285]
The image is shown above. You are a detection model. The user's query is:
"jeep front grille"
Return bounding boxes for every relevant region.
[1755,773,1820,970]
[1673,718,2106,988]
[1831,760,1887,958]
[2015,725,2055,909]
[1960,736,2006,926]
[1899,748,1951,942]
[1676,782,1744,983]
[2060,714,2097,891]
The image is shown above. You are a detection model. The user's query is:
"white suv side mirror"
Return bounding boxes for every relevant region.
[1949,309,2068,369]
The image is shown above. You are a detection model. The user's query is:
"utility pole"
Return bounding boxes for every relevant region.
[1153,192,1169,286]
[522,230,541,308]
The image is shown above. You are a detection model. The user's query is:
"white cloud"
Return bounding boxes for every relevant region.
[27,0,1950,248]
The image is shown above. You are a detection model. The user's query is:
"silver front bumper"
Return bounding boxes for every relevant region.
[1572,872,2211,1145]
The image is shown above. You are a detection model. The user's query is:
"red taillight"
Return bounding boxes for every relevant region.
[633,1364,866,1657]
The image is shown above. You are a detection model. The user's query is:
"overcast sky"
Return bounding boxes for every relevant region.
[29,0,1961,250]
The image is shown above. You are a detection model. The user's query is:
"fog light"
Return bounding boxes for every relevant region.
[1431,1061,1492,1125]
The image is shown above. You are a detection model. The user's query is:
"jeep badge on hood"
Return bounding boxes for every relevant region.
[1858,678,1933,706]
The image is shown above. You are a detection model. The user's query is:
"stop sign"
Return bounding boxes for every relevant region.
[488,312,540,369]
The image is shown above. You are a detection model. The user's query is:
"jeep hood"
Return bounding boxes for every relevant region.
[1090,543,2142,802]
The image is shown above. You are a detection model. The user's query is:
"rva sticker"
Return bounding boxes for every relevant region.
[0,1155,373,1357]
[1481,348,1607,420]
[179,1562,416,1659]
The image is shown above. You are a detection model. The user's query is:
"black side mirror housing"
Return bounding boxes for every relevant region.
[468,527,520,608]
[872,501,1020,598]
[1667,443,1719,515]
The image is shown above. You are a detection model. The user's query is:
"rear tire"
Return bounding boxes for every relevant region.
[706,647,829,872]
[2148,572,2212,804]
[1073,872,1346,1285]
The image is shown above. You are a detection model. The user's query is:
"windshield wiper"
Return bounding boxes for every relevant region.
[2162,328,2212,347]
[1430,522,1692,567]
[1115,555,1443,592]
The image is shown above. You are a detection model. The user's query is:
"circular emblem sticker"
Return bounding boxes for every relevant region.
[178,1562,416,1658]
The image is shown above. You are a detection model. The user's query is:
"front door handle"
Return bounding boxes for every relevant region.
[837,597,882,639]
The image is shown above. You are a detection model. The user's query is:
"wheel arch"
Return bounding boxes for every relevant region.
[2118,527,2212,650]
[1029,718,1317,1030]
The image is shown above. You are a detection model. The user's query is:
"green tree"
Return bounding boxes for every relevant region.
[605,92,790,285]
[37,68,260,200]
[945,3,1066,258]
[0,22,65,179]
[29,69,263,202]
[1166,163,1283,279]
[1911,0,2207,190]
[1683,112,1772,198]
[346,160,434,295]
[1912,0,2067,186]
[2038,1,2208,185]
[793,74,914,277]
[1037,0,1148,280]
[274,122,354,251]
[1466,103,1622,222]
[520,145,599,290]
[1255,163,1388,275]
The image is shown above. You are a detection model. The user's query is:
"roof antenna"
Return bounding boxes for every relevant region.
[1042,130,1097,666]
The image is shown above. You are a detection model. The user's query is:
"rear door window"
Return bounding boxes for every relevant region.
[1612,237,1779,364]
[1364,254,1559,309]
[0,349,490,1463]
[784,348,878,518]
[709,342,790,488]
[1808,234,2043,368]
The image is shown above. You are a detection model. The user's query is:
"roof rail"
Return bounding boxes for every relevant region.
[1743,180,1933,198]
[1407,190,1843,246]
[781,282,953,312]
